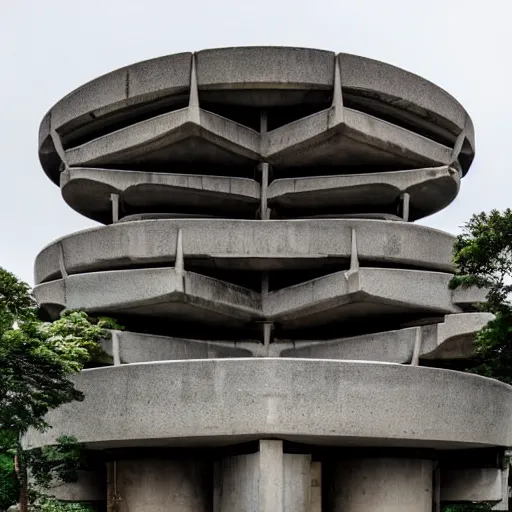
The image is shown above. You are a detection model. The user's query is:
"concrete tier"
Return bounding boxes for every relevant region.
[60,104,452,172]
[98,312,494,364]
[33,267,486,332]
[39,47,474,185]
[24,359,512,450]
[60,165,459,223]
[34,219,455,284]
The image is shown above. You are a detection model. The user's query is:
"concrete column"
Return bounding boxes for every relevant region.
[328,458,433,512]
[310,461,322,512]
[214,440,311,512]
[115,458,212,512]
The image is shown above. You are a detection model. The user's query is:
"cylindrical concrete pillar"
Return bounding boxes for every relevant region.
[115,458,212,512]
[328,458,433,512]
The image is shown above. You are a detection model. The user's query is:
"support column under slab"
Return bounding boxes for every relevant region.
[326,458,433,512]
[214,440,311,512]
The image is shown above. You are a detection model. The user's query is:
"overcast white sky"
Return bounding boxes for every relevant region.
[1,0,510,284]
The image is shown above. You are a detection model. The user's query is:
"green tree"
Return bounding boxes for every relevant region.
[448,209,512,512]
[0,429,18,511]
[450,208,512,384]
[0,267,120,512]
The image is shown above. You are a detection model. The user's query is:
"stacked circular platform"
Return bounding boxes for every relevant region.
[28,48,512,512]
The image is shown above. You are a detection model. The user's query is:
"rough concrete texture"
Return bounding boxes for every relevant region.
[59,165,459,223]
[268,166,460,221]
[49,470,105,502]
[39,47,474,183]
[94,310,492,364]
[440,468,504,502]
[115,459,212,512]
[60,168,259,223]
[339,53,467,139]
[33,267,484,331]
[214,441,310,512]
[24,359,512,450]
[327,458,433,512]
[33,47,506,509]
[280,312,494,362]
[34,219,456,284]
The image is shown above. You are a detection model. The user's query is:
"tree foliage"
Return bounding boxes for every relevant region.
[450,209,512,384]
[0,267,120,434]
[30,493,94,512]
[0,267,121,511]
[26,435,86,491]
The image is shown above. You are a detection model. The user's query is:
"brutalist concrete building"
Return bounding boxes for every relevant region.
[27,47,512,511]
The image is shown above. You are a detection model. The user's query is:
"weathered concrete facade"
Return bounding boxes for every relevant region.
[28,47,512,510]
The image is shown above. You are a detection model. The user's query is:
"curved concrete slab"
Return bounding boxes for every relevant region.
[34,268,263,325]
[196,47,335,105]
[34,219,455,284]
[40,52,193,183]
[268,166,460,220]
[60,165,459,223]
[280,312,494,362]
[339,53,467,140]
[66,108,261,170]
[97,311,493,364]
[60,168,259,223]
[101,331,255,364]
[265,268,472,330]
[23,359,512,449]
[64,106,451,173]
[33,267,481,329]
[264,107,453,169]
[421,312,494,360]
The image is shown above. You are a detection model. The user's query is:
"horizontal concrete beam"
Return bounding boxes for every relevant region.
[34,219,455,284]
[23,359,512,450]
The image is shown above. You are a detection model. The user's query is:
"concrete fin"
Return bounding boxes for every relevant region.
[50,128,69,171]
[58,242,68,279]
[175,229,185,292]
[329,54,344,127]
[189,53,200,124]
[344,228,360,292]
[260,162,270,220]
[110,193,120,223]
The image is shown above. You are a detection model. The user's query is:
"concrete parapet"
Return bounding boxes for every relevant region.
[24,359,512,450]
